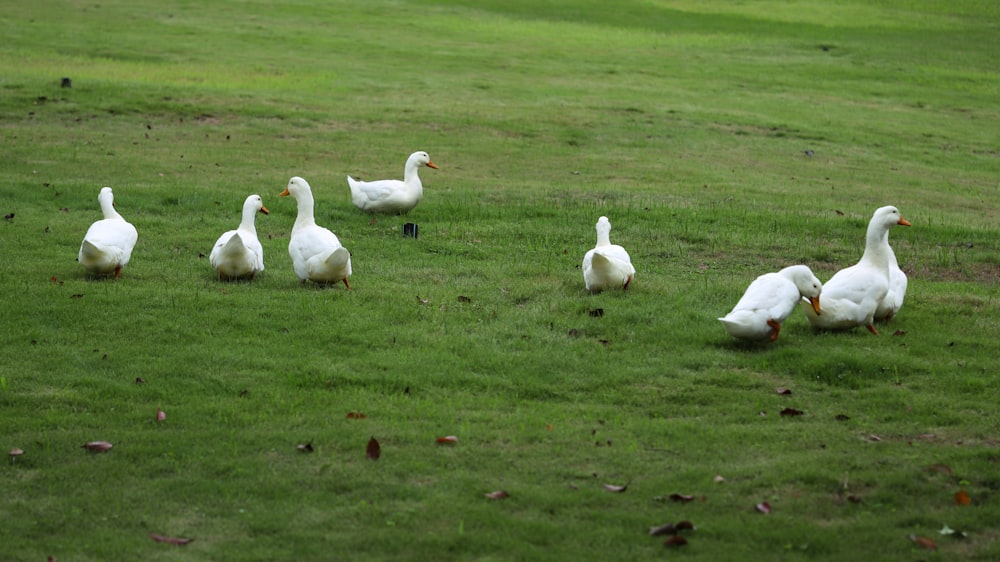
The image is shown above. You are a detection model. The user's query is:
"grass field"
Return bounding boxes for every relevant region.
[2,1,999,560]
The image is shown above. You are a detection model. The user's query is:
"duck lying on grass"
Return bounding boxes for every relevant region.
[209,195,268,281]
[582,216,635,293]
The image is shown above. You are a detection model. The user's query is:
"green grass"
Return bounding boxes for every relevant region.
[2,1,999,560]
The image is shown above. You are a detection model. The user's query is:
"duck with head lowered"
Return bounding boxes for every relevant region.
[801,205,911,334]
[347,151,438,215]
[280,177,352,289]
[78,187,138,279]
[719,265,822,342]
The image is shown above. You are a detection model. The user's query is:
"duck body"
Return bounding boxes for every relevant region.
[719,265,822,341]
[210,195,268,280]
[874,247,907,322]
[78,187,138,278]
[582,216,635,292]
[347,151,438,214]
[802,206,910,334]
[281,177,352,288]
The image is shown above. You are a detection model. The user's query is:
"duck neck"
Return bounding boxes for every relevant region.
[294,192,317,230]
[240,203,258,234]
[403,159,423,189]
[100,197,123,221]
[596,226,611,247]
[859,222,890,268]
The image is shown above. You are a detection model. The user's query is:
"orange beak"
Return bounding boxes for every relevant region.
[898,217,911,226]
[259,205,269,215]
[426,161,439,169]
[279,188,290,197]
[809,296,822,315]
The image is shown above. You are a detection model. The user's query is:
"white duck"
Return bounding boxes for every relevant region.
[280,177,352,289]
[209,195,268,280]
[719,265,822,342]
[801,206,911,334]
[582,216,635,292]
[78,187,138,279]
[347,151,438,214]
[874,245,907,322]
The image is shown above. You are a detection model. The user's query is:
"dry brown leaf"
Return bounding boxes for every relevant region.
[150,532,194,546]
[955,490,973,505]
[868,434,882,442]
[366,436,381,460]
[775,387,792,395]
[82,441,113,453]
[649,521,695,536]
[135,377,146,384]
[834,414,850,421]
[909,534,937,550]
[663,535,688,547]
[755,501,771,514]
[484,490,509,500]
[779,407,804,417]
[669,493,695,504]
[457,295,472,303]
[603,483,628,493]
[436,436,458,444]
[296,442,314,453]
[346,412,367,419]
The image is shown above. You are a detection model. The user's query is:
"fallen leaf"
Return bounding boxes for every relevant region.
[70,294,84,299]
[755,501,771,514]
[346,412,366,419]
[436,436,458,444]
[296,442,314,453]
[775,387,792,395]
[714,474,725,483]
[416,296,429,305]
[156,409,166,422]
[663,535,688,547]
[892,329,906,336]
[366,436,381,460]
[669,493,695,504]
[954,490,972,505]
[134,377,146,384]
[82,441,113,453]
[150,532,194,546]
[835,414,850,421]
[909,534,937,550]
[484,490,509,500]
[603,483,628,493]
[835,209,844,215]
[847,495,863,503]
[3,213,13,220]
[648,521,695,536]
[780,407,804,417]
[457,295,472,303]
[546,424,553,431]
[868,434,882,442]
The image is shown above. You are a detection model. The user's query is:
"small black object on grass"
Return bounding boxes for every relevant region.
[402,223,418,238]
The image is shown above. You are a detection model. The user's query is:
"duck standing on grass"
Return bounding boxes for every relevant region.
[719,265,822,342]
[78,187,138,279]
[802,206,911,334]
[209,195,268,281]
[280,177,352,289]
[347,151,438,214]
[582,216,635,292]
